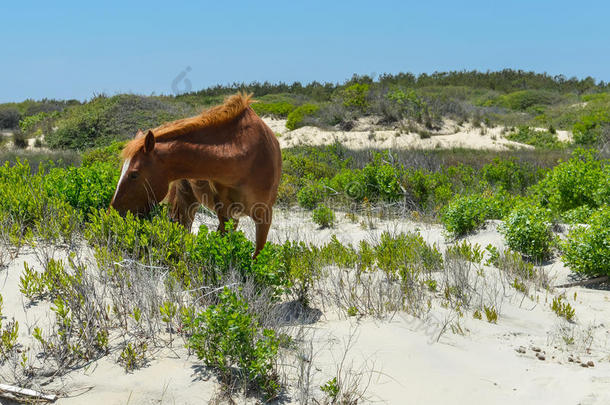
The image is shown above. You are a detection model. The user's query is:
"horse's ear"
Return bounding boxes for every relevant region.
[144,130,155,153]
[136,129,144,138]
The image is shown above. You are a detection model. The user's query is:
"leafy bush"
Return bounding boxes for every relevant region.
[81,141,125,167]
[0,160,80,236]
[495,90,558,111]
[0,108,20,129]
[482,157,542,193]
[251,102,295,117]
[46,95,192,149]
[312,204,335,228]
[561,206,610,276]
[340,83,370,111]
[506,126,563,149]
[533,149,607,214]
[374,231,443,280]
[188,288,280,398]
[572,110,610,145]
[501,205,553,262]
[442,195,488,237]
[286,104,320,130]
[384,88,428,122]
[45,161,118,215]
[297,181,328,209]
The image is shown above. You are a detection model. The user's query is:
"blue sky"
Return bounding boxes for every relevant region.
[1,1,609,102]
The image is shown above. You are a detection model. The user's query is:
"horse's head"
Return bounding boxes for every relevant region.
[110,130,170,216]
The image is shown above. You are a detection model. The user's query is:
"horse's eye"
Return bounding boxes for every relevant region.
[129,172,139,179]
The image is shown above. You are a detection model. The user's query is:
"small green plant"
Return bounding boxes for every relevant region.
[188,288,280,398]
[0,320,19,359]
[473,310,482,320]
[119,342,148,372]
[511,278,528,294]
[320,377,340,401]
[346,306,358,317]
[483,306,498,323]
[312,204,335,228]
[551,296,575,322]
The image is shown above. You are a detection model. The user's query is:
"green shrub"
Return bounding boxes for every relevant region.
[286,104,320,130]
[533,149,606,214]
[362,158,403,202]
[496,90,557,111]
[374,231,443,281]
[501,205,553,262]
[312,204,335,228]
[297,181,327,209]
[81,141,126,167]
[572,110,610,145]
[442,195,488,237]
[251,102,295,117]
[44,161,119,215]
[46,95,191,149]
[482,157,542,193]
[561,206,610,276]
[340,83,370,111]
[505,126,563,149]
[188,288,280,398]
[0,108,20,129]
[86,207,192,266]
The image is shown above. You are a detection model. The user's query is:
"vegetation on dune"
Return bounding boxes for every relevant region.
[3,69,610,151]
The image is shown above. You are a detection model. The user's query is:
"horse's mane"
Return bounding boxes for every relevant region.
[122,92,253,159]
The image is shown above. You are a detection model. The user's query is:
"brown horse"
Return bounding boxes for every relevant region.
[110,93,282,255]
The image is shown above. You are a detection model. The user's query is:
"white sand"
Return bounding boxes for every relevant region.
[263,117,545,151]
[2,210,609,404]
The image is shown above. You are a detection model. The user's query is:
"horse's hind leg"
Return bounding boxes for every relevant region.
[252,206,272,257]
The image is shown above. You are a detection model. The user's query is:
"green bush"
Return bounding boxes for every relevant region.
[251,102,295,117]
[312,204,335,228]
[286,104,320,130]
[533,149,607,214]
[44,161,119,215]
[362,158,403,202]
[561,206,610,276]
[0,108,20,129]
[188,288,280,398]
[81,141,125,167]
[46,95,191,149]
[0,160,80,236]
[496,90,557,111]
[341,83,370,111]
[482,157,542,193]
[505,126,563,149]
[572,110,610,145]
[374,231,443,281]
[501,205,553,262]
[297,181,327,209]
[442,195,488,237]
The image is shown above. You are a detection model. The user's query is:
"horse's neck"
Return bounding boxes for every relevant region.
[156,136,238,181]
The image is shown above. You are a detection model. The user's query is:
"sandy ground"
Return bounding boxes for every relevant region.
[1,209,609,404]
[262,117,570,151]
